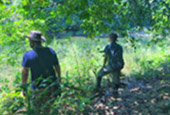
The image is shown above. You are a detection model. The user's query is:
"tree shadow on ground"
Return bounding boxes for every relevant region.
[84,61,170,115]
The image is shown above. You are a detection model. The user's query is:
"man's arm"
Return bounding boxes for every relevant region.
[22,67,29,84]
[55,64,61,82]
[103,54,108,67]
[21,67,29,96]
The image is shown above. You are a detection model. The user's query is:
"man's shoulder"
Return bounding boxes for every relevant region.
[47,47,54,51]
[111,43,123,51]
[105,44,110,49]
[115,43,122,49]
[104,44,110,52]
[23,50,36,60]
[24,50,34,56]
[46,47,56,54]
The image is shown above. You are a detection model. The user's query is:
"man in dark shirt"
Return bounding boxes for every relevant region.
[96,33,124,95]
[21,31,61,112]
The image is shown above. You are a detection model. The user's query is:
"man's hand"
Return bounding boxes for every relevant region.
[55,65,61,81]
[103,54,108,67]
[21,90,26,96]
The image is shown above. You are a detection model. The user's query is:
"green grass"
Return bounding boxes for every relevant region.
[0,36,169,89]
[0,36,170,114]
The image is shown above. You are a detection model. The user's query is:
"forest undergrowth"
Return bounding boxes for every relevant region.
[0,37,170,114]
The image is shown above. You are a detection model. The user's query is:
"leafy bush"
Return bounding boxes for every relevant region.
[0,91,24,114]
[0,37,170,114]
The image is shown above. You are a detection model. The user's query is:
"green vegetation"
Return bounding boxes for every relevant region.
[0,0,170,114]
[0,0,170,63]
[0,37,170,114]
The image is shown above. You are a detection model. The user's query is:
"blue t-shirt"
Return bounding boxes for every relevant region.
[22,47,59,88]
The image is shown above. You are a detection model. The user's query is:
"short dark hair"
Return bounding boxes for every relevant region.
[109,33,118,41]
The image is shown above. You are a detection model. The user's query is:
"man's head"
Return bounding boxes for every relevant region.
[29,40,42,48]
[108,33,118,42]
[24,31,46,48]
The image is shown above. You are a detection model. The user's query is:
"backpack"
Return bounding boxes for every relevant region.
[109,44,124,70]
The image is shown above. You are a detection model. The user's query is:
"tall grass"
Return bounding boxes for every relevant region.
[0,36,169,114]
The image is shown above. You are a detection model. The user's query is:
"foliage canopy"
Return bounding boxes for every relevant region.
[0,0,170,63]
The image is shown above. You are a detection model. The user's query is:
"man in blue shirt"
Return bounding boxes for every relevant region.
[21,31,61,111]
[96,33,124,95]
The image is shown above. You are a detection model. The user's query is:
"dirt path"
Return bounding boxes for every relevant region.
[85,76,170,115]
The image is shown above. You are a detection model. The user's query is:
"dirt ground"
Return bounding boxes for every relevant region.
[85,76,170,115]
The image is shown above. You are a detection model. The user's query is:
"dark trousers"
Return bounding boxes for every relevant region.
[33,81,61,114]
[97,65,120,89]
